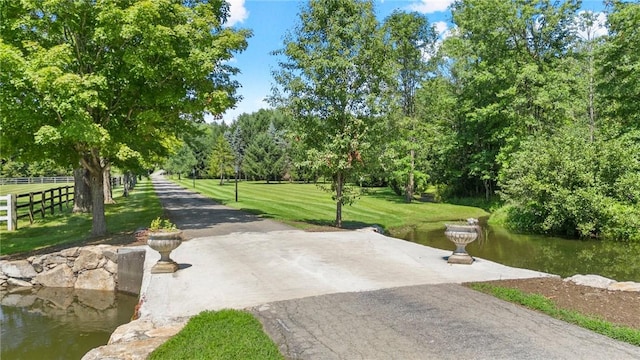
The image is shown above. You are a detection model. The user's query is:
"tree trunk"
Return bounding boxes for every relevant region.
[103,161,115,204]
[90,170,107,236]
[73,167,92,213]
[335,171,343,228]
[81,152,108,237]
[405,148,415,203]
[123,172,130,197]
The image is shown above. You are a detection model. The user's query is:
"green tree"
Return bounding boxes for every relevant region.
[598,0,640,134]
[242,131,286,183]
[272,0,390,227]
[0,0,249,235]
[442,0,581,199]
[165,144,197,180]
[382,11,437,202]
[208,134,235,184]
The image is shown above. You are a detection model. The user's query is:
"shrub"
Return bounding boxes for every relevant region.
[498,127,640,241]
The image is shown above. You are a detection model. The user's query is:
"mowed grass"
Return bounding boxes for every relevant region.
[173,178,488,232]
[0,178,162,256]
[0,182,73,196]
[149,310,283,360]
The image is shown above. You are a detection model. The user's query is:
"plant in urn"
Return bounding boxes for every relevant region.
[147,217,182,273]
[444,218,481,264]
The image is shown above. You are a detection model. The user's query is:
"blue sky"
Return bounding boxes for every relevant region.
[217,0,607,123]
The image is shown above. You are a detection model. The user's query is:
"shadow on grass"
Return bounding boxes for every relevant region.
[0,180,162,259]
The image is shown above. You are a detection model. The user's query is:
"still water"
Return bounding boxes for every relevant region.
[1,288,138,360]
[394,221,640,282]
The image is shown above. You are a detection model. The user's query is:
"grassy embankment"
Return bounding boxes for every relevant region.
[0,179,162,256]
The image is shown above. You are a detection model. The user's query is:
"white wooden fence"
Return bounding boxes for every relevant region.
[0,194,17,231]
[0,176,73,185]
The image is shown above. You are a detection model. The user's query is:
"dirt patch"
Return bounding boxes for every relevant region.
[472,277,640,330]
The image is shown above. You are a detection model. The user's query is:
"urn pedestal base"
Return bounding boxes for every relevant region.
[151,260,179,273]
[447,252,474,265]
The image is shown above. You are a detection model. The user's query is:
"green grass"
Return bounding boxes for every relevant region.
[468,283,640,346]
[0,182,73,196]
[174,178,488,232]
[0,178,163,256]
[148,310,283,360]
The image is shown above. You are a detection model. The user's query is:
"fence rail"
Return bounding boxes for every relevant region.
[0,194,17,231]
[0,186,74,230]
[0,176,74,185]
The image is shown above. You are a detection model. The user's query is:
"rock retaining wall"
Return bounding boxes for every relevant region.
[1,245,119,292]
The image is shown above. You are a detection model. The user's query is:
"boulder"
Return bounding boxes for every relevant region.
[34,264,75,287]
[75,268,115,291]
[101,247,119,263]
[7,278,34,288]
[564,274,616,289]
[104,260,118,274]
[60,247,80,257]
[608,281,640,292]
[73,248,103,273]
[81,337,169,360]
[42,255,68,269]
[1,260,38,279]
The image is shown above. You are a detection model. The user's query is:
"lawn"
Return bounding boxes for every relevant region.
[149,310,283,360]
[172,178,488,233]
[0,178,163,256]
[0,182,73,196]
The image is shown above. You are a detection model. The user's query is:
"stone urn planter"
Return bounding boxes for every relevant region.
[444,219,481,265]
[147,218,182,273]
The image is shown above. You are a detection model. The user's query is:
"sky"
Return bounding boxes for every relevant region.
[215,0,608,123]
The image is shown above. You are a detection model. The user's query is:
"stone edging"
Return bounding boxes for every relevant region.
[81,316,188,360]
[0,245,119,291]
[564,274,640,292]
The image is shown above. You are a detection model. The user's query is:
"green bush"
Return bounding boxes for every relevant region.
[498,127,640,241]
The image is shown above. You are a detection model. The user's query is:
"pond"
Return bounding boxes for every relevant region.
[1,288,138,360]
[393,221,640,282]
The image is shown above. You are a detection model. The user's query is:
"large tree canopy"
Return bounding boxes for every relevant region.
[272,0,390,227]
[382,11,437,202]
[0,0,250,235]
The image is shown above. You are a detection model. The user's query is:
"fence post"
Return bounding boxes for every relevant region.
[8,194,17,231]
[29,193,34,224]
[58,187,63,212]
[49,189,54,214]
[40,191,45,219]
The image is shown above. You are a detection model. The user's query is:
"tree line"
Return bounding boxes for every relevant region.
[2,0,638,241]
[168,0,639,241]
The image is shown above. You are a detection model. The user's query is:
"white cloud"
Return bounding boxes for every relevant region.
[575,11,608,40]
[408,0,455,14]
[433,21,448,37]
[225,0,249,27]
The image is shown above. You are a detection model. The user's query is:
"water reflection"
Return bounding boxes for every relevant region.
[394,222,640,282]
[1,288,137,360]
